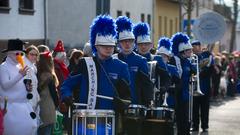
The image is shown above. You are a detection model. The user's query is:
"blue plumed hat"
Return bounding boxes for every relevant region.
[90,15,117,54]
[171,32,192,55]
[116,16,135,41]
[157,37,172,56]
[133,22,151,44]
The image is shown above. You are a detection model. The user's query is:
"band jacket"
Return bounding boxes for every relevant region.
[180,56,197,102]
[60,55,131,110]
[166,63,180,107]
[114,52,150,105]
[198,51,214,95]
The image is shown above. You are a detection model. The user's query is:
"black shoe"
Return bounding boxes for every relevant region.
[190,128,199,132]
[202,128,208,132]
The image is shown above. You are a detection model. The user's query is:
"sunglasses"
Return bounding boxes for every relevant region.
[15,52,24,56]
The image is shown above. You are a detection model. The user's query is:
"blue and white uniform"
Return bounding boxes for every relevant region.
[61,56,130,109]
[61,15,131,111]
[171,32,195,135]
[115,16,150,105]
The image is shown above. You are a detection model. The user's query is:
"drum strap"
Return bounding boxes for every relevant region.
[84,57,98,109]
[174,56,182,78]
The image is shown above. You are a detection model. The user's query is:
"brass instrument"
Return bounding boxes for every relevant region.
[190,54,204,96]
[189,54,204,123]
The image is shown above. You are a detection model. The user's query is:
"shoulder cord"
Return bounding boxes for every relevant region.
[96,58,120,97]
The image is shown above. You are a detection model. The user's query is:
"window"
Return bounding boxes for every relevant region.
[170,19,173,36]
[0,0,10,13]
[147,14,151,28]
[175,17,178,32]
[158,16,162,37]
[126,12,130,18]
[19,0,35,15]
[141,13,145,22]
[164,16,167,36]
[202,0,205,8]
[96,0,110,15]
[117,10,122,17]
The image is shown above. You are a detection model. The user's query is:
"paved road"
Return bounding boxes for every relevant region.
[192,95,240,135]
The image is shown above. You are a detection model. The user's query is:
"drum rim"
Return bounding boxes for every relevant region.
[73,109,115,117]
[128,104,147,108]
[147,107,174,111]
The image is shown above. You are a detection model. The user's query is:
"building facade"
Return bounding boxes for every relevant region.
[110,0,153,24]
[0,0,45,61]
[47,0,96,49]
[153,0,180,46]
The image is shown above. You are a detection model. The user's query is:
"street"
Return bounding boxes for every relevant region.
[192,95,240,135]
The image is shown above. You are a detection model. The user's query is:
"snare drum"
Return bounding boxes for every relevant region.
[72,109,115,135]
[146,107,174,122]
[124,104,146,118]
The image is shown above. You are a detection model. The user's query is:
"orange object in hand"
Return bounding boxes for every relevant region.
[16,55,24,69]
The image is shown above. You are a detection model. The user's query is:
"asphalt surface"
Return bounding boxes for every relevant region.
[191,95,240,135]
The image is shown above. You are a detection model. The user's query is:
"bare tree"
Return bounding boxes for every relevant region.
[229,0,238,52]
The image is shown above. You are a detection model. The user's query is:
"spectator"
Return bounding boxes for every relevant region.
[37,45,50,53]
[25,45,41,134]
[37,51,59,135]
[68,49,84,72]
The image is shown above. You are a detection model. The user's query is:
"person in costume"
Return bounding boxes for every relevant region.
[0,39,37,135]
[115,16,151,105]
[61,15,131,134]
[157,37,180,108]
[191,41,214,132]
[52,40,70,133]
[114,16,152,135]
[171,33,196,135]
[133,22,171,107]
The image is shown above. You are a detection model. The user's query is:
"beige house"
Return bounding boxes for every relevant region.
[153,0,180,47]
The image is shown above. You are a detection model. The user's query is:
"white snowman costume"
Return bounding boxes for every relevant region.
[24,57,40,111]
[0,57,37,135]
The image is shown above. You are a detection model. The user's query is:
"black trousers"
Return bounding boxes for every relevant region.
[192,95,210,130]
[175,100,190,135]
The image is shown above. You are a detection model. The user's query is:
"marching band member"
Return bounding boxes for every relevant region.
[115,16,151,135]
[0,39,37,135]
[157,37,180,108]
[191,41,214,132]
[133,22,171,106]
[171,33,196,135]
[115,16,151,105]
[60,15,131,134]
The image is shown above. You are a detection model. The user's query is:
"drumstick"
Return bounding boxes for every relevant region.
[97,95,113,100]
[68,106,71,118]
